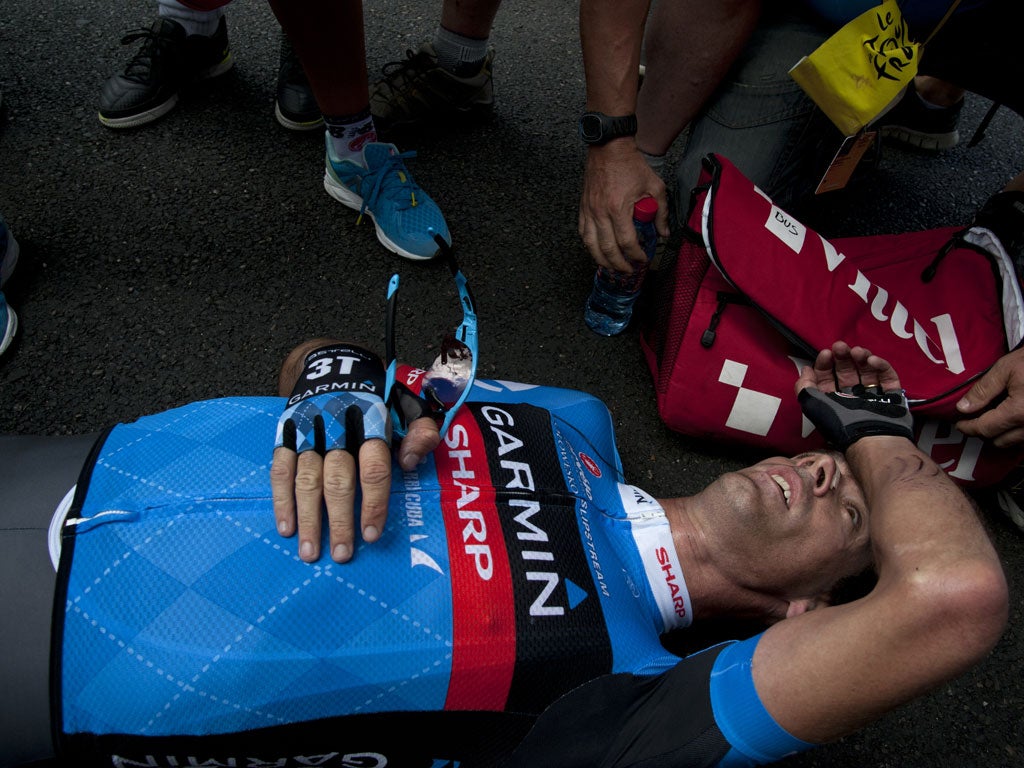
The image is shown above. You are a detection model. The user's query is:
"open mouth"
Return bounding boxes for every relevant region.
[770,474,791,507]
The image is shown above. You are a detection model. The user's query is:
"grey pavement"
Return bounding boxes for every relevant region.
[1,1,1023,766]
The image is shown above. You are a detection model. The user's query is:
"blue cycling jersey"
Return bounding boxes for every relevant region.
[53,381,805,767]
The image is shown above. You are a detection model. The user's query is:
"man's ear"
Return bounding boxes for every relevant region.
[786,594,830,618]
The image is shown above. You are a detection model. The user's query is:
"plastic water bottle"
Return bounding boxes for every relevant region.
[584,197,659,336]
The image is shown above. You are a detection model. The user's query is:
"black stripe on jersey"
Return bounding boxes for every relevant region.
[467,402,614,713]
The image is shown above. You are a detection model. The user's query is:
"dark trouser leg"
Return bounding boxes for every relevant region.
[0,433,97,766]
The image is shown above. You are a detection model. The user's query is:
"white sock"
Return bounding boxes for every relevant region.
[325,110,378,165]
[158,0,223,37]
[433,26,489,76]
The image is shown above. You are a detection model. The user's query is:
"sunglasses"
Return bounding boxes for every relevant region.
[384,235,479,438]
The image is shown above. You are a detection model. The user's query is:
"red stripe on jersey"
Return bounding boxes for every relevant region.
[435,412,516,711]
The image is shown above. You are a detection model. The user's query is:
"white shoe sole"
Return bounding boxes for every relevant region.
[275,102,324,132]
[0,304,17,356]
[98,56,234,130]
[880,124,959,151]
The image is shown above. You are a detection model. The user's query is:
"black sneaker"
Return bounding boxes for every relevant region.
[370,42,494,133]
[98,16,233,129]
[275,34,322,131]
[878,83,963,151]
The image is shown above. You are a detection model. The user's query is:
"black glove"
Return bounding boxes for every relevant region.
[389,379,441,434]
[798,384,913,451]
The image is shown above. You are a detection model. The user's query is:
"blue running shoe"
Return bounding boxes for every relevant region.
[0,216,18,355]
[323,136,451,260]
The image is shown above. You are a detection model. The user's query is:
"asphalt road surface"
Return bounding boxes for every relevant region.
[1,2,1022,766]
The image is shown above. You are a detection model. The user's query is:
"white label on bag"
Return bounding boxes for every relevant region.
[765,206,807,253]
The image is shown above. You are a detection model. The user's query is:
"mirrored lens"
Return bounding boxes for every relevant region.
[421,334,473,410]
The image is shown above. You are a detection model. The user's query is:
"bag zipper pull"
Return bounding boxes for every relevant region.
[921,233,962,282]
[702,292,732,348]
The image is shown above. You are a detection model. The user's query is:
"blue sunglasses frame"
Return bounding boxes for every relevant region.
[384,236,479,438]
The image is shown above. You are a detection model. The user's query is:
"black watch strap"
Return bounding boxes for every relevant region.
[579,111,638,145]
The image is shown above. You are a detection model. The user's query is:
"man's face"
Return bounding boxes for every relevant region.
[696,451,872,602]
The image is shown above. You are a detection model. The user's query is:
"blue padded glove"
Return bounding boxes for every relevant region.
[798,384,914,452]
[275,343,391,454]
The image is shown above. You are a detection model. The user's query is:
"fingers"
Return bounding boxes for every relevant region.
[655,191,671,239]
[957,355,1013,415]
[846,346,901,392]
[321,441,392,563]
[831,341,860,390]
[274,442,396,565]
[956,402,1024,447]
[579,208,638,273]
[955,350,1024,446]
[802,350,835,397]
[797,342,902,394]
[868,352,902,392]
[993,426,1024,448]
[355,439,391,547]
[579,147,665,272]
[398,416,442,471]
[294,449,326,562]
[270,446,298,537]
[322,449,357,562]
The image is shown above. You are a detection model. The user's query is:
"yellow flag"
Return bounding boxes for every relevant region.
[790,0,919,135]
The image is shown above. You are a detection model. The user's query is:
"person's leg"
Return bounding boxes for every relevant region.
[636,0,762,160]
[268,0,451,261]
[434,0,502,73]
[877,74,966,151]
[0,433,99,765]
[670,7,839,218]
[370,0,502,132]
[267,0,369,117]
[98,0,233,129]
[157,0,226,36]
[879,1,1023,153]
[913,76,966,109]
[916,0,1024,119]
[268,0,372,163]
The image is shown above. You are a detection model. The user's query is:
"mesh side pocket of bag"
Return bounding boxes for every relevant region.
[642,237,711,397]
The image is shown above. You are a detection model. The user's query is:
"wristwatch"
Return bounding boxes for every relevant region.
[578,111,638,145]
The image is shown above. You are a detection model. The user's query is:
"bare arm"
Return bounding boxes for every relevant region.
[577,0,762,271]
[753,345,1008,743]
[637,0,761,159]
[578,0,667,272]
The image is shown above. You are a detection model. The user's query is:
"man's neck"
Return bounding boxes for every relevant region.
[658,495,792,624]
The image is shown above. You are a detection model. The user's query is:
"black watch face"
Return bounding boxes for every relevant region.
[579,114,604,143]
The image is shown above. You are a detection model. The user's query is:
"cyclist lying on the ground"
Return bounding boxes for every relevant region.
[1,336,1006,767]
